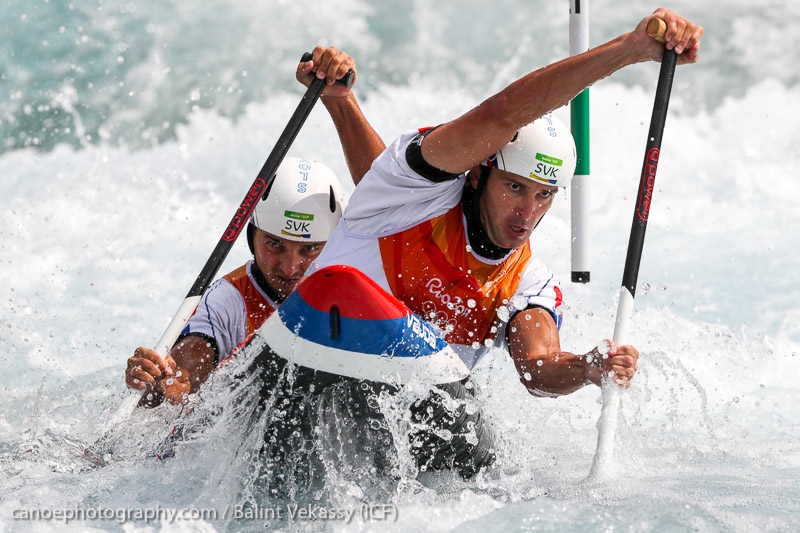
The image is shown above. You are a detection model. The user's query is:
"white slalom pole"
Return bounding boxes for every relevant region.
[588,18,676,481]
[587,287,631,480]
[569,0,591,284]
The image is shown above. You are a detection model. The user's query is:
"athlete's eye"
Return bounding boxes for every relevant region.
[508,182,521,192]
[539,189,556,200]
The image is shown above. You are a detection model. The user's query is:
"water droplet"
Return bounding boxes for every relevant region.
[511,295,528,310]
[496,307,510,322]
[597,340,610,356]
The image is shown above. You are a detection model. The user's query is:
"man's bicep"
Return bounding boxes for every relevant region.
[507,306,561,361]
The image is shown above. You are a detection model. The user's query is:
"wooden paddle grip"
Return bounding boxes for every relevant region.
[646,18,667,43]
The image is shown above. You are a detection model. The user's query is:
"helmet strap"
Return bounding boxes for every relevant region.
[246,222,257,255]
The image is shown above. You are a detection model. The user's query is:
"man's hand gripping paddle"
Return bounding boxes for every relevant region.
[588,18,677,481]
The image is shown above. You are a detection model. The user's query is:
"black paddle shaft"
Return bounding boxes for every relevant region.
[621,49,677,296]
[185,54,354,299]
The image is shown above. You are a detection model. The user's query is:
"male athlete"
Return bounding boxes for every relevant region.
[125,47,385,407]
[310,9,703,397]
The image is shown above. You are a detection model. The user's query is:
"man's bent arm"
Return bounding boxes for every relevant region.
[508,308,598,397]
[158,335,218,404]
[298,46,386,185]
[508,308,640,396]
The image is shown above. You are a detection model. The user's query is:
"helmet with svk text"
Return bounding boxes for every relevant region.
[481,114,577,188]
[250,157,345,243]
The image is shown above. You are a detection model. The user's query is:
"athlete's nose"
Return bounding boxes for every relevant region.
[516,199,536,221]
[278,251,307,278]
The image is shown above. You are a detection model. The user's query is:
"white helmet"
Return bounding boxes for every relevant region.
[251,157,345,242]
[482,114,577,188]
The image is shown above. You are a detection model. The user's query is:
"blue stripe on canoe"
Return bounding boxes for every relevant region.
[278,290,448,357]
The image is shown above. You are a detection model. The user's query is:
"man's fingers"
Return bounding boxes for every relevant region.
[134,347,162,365]
[601,341,638,386]
[126,346,176,391]
[652,8,704,57]
[126,359,159,389]
[606,354,638,388]
[313,46,338,83]
[609,363,636,379]
[133,347,173,374]
[308,46,356,86]
[330,51,355,83]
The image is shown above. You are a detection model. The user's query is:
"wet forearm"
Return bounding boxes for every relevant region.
[507,308,602,397]
[515,350,597,397]
[422,33,641,174]
[497,33,638,131]
[322,92,385,185]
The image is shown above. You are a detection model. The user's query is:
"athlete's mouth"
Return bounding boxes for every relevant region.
[509,224,528,235]
[273,275,301,286]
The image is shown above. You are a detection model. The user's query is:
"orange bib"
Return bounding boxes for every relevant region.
[223,265,276,336]
[379,204,531,347]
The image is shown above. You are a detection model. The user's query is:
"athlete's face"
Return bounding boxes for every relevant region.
[471,167,558,249]
[252,228,325,302]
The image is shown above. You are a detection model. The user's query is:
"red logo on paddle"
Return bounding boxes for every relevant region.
[637,148,659,222]
[223,177,268,242]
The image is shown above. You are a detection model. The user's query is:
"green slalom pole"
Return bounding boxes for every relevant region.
[570,0,591,284]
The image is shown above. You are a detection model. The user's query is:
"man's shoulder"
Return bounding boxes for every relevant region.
[222,262,251,284]
[203,269,248,309]
[515,252,560,290]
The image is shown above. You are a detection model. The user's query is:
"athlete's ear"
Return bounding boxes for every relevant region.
[468,165,485,189]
